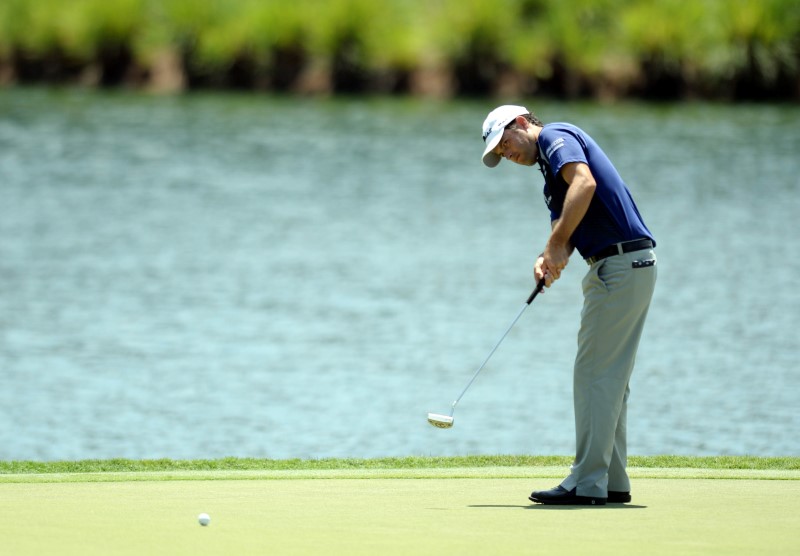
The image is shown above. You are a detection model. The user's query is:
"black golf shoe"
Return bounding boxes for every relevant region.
[607,491,632,503]
[528,486,607,506]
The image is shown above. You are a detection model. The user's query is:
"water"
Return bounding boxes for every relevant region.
[1,89,798,461]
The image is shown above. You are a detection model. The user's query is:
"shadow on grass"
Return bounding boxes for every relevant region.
[469,504,648,510]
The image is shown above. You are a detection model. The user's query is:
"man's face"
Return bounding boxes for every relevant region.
[492,121,539,166]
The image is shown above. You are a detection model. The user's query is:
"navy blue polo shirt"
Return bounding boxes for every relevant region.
[537,123,655,259]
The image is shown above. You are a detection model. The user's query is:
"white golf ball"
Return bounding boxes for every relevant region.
[198,513,211,526]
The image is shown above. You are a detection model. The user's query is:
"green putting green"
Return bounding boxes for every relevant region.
[1,467,798,555]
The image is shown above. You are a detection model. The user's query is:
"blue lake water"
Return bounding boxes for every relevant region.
[1,89,798,461]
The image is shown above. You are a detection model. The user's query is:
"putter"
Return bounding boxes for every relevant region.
[427,279,546,429]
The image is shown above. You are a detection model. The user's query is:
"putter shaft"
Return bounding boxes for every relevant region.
[450,279,545,412]
[427,280,545,430]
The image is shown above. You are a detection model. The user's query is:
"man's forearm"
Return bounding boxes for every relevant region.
[550,182,594,247]
[549,162,596,248]
[548,219,574,255]
[539,162,596,284]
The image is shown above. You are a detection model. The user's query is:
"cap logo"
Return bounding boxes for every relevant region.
[483,116,515,142]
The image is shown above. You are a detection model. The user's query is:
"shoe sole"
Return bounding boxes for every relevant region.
[528,495,607,506]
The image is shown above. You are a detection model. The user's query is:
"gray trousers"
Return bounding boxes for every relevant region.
[560,247,657,498]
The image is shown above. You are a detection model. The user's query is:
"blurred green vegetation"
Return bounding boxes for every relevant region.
[0,0,797,99]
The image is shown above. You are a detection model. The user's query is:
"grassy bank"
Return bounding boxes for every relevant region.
[2,455,798,475]
[0,0,798,99]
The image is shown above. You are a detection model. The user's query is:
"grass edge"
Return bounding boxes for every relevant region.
[1,455,798,476]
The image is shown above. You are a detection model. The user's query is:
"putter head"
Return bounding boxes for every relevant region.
[427,413,454,429]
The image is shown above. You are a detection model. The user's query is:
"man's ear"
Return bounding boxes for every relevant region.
[514,115,529,129]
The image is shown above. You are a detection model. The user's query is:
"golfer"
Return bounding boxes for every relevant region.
[480,105,657,505]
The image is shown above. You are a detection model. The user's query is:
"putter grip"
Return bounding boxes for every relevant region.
[525,278,547,304]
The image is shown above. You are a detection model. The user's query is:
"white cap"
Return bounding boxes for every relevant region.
[481,105,529,167]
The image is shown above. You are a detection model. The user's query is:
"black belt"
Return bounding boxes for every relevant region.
[586,238,654,265]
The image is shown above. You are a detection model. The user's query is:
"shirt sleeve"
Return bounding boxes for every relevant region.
[539,128,587,179]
